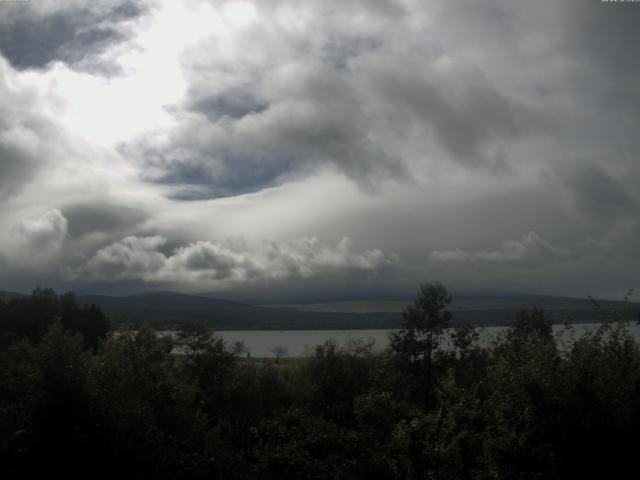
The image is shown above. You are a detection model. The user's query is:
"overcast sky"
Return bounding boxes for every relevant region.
[0,0,639,301]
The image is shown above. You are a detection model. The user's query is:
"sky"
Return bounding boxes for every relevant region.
[0,0,639,301]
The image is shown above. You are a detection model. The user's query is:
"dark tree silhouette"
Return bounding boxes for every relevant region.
[389,282,452,404]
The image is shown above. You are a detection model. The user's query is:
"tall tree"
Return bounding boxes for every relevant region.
[390,282,452,404]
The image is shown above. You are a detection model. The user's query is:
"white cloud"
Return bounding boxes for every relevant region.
[74,234,396,289]
[79,235,167,280]
[14,209,68,251]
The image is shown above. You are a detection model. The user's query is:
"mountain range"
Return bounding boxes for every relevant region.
[3,289,639,330]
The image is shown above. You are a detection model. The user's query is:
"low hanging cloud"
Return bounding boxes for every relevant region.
[74,235,397,289]
[62,202,148,238]
[429,231,571,266]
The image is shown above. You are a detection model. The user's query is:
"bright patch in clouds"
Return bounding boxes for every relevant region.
[223,2,258,28]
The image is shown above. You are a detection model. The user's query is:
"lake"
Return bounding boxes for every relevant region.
[211,323,640,358]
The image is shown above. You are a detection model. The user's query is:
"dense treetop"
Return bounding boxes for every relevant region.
[1,283,640,479]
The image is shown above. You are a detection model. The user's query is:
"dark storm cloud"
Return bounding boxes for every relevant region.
[545,1,640,163]
[134,67,409,197]
[357,55,544,167]
[129,0,551,198]
[559,163,637,222]
[189,91,268,122]
[414,0,640,152]
[62,203,147,238]
[562,0,640,75]
[117,2,412,196]
[147,149,298,200]
[0,1,147,71]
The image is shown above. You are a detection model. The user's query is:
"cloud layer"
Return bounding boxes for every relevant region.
[74,235,395,290]
[0,0,639,299]
[429,232,571,266]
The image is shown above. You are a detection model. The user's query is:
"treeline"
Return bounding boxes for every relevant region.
[2,284,640,479]
[0,288,109,350]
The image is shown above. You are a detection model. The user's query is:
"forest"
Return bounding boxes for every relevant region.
[1,283,640,479]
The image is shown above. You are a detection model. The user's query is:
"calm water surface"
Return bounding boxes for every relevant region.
[212,323,640,358]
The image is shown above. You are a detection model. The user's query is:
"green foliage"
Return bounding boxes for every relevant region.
[253,408,368,479]
[389,282,452,405]
[90,326,210,478]
[295,339,376,423]
[506,307,553,346]
[176,322,237,420]
[390,282,452,361]
[0,288,109,350]
[2,283,640,479]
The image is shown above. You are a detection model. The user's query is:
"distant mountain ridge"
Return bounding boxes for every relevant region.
[76,291,399,330]
[77,291,640,330]
[4,289,639,330]
[0,290,27,302]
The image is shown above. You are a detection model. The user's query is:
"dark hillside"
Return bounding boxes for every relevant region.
[78,292,399,330]
[76,291,640,329]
